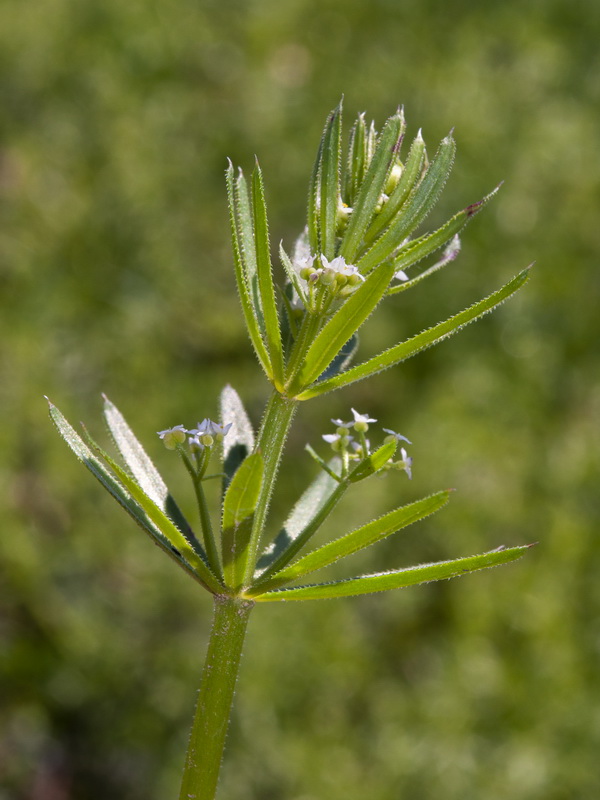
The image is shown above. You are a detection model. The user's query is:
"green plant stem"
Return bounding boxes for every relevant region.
[179,595,254,800]
[242,390,298,587]
[284,311,322,391]
[193,475,223,582]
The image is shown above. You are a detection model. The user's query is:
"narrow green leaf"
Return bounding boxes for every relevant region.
[84,428,224,594]
[296,268,531,400]
[363,130,426,247]
[254,544,532,602]
[225,162,272,376]
[315,333,358,383]
[220,385,255,492]
[251,491,450,594]
[221,451,264,589]
[339,111,404,263]
[102,395,194,539]
[365,119,377,165]
[344,113,367,207]
[256,459,340,573]
[252,162,285,386]
[320,100,343,259]
[357,134,456,274]
[47,401,213,589]
[307,114,327,253]
[234,169,263,332]
[386,184,502,294]
[292,259,397,393]
[348,439,397,483]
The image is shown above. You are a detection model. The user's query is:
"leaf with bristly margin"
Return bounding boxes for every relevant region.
[296,268,531,400]
[343,113,367,207]
[252,162,285,386]
[102,395,194,539]
[339,110,404,264]
[220,385,255,492]
[47,400,219,591]
[234,169,262,330]
[255,459,340,574]
[348,439,397,483]
[221,451,263,590]
[226,162,272,377]
[292,259,396,393]
[250,491,450,594]
[363,130,426,248]
[319,100,343,259]
[253,544,532,601]
[357,133,456,274]
[83,426,224,593]
[386,184,502,295]
[316,334,358,383]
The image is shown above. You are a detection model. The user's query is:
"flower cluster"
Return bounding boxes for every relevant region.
[158,419,232,452]
[321,409,413,479]
[294,253,364,301]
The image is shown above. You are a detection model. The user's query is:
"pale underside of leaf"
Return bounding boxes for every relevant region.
[102,395,193,539]
[47,400,218,591]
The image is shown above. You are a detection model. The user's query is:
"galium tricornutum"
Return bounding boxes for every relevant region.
[49,100,532,800]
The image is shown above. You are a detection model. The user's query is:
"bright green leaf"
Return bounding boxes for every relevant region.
[252,162,285,386]
[348,439,397,483]
[251,490,450,594]
[362,130,426,248]
[254,544,532,602]
[387,184,502,295]
[344,112,367,207]
[320,100,343,259]
[292,259,397,393]
[226,162,272,377]
[357,134,456,274]
[296,268,531,400]
[221,451,264,589]
[339,111,404,263]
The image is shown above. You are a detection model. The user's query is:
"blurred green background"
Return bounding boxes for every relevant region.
[1,0,599,797]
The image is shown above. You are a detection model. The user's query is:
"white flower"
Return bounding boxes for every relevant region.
[293,254,315,278]
[331,417,353,429]
[394,270,409,282]
[351,408,376,432]
[320,255,364,285]
[322,432,354,452]
[400,447,413,480]
[188,418,232,447]
[382,428,412,445]
[157,425,187,450]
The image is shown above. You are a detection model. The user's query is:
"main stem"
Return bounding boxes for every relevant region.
[179,595,254,800]
[242,390,298,587]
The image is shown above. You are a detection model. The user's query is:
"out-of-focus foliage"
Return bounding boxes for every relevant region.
[1,0,598,797]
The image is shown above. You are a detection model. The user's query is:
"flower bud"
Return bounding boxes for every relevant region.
[157,426,187,450]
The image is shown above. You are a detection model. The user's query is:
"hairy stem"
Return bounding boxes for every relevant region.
[242,391,298,586]
[179,595,254,800]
